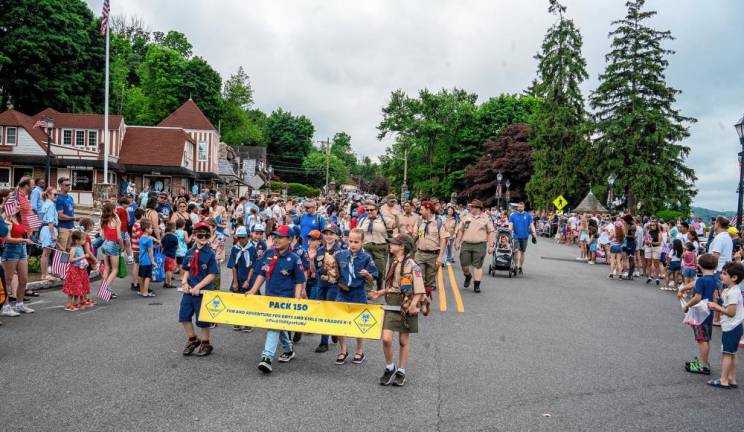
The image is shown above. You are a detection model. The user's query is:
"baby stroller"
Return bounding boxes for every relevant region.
[488,228,518,278]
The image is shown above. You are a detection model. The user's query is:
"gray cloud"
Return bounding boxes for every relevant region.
[87,0,743,209]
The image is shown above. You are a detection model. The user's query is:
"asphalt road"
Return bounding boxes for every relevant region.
[1,240,742,432]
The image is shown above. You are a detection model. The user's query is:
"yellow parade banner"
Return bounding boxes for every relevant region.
[198,291,385,340]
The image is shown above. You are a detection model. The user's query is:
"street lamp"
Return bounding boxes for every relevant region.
[42,117,55,185]
[267,166,274,196]
[496,170,503,209]
[505,179,511,207]
[735,114,744,231]
[607,174,616,212]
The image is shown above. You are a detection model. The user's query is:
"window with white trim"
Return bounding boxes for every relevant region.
[62,129,72,146]
[75,130,85,147]
[88,130,98,150]
[197,142,208,161]
[0,127,3,145]
[6,127,16,146]
[0,167,9,188]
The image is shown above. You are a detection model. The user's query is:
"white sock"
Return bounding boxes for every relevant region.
[15,302,23,307]
[386,363,395,371]
[397,368,405,374]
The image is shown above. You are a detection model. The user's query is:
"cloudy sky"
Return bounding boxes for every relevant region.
[86,0,742,209]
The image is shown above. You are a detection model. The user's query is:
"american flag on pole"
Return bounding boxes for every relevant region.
[3,191,18,216]
[100,0,110,35]
[51,249,69,278]
[97,279,113,302]
[32,119,46,129]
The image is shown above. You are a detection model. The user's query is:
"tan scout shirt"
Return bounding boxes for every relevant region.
[379,205,400,232]
[358,217,388,244]
[386,257,426,295]
[416,217,449,252]
[397,212,420,237]
[458,213,494,243]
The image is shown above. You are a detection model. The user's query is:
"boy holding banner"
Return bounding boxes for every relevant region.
[247,225,306,374]
[369,233,426,387]
[334,228,379,365]
[227,226,256,332]
[179,222,220,357]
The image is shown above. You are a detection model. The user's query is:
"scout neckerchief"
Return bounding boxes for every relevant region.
[347,251,356,285]
[235,242,252,269]
[189,245,204,277]
[266,248,286,282]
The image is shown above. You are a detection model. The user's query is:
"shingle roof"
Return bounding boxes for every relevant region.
[33,108,123,130]
[119,127,194,167]
[0,109,49,150]
[218,159,237,177]
[157,99,216,131]
[574,191,609,213]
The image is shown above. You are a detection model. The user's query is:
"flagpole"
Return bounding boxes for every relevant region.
[103,17,110,188]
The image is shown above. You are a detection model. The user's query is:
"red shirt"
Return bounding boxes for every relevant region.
[131,221,142,252]
[116,207,129,233]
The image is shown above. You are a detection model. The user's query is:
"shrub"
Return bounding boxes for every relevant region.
[270,181,320,198]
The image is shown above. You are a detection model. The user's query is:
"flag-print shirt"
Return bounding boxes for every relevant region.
[258,248,306,298]
[131,222,143,253]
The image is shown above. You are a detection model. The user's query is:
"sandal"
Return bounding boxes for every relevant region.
[335,352,349,365]
[139,292,156,298]
[25,290,40,297]
[352,353,366,364]
[707,379,733,389]
[183,337,199,356]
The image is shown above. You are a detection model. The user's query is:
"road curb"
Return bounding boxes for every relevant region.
[27,271,103,291]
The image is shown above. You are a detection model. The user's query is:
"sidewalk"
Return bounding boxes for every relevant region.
[26,269,103,291]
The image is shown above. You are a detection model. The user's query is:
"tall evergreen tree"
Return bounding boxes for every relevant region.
[525,0,593,209]
[590,0,696,212]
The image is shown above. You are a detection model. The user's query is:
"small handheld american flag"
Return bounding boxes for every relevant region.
[3,191,18,216]
[22,210,41,232]
[51,249,69,278]
[97,279,112,302]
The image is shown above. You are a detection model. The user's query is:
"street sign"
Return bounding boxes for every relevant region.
[553,195,568,211]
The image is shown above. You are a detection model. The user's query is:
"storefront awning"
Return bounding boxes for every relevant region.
[0,154,124,171]
[123,165,196,177]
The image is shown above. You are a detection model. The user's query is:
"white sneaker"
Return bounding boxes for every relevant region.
[1,306,20,317]
[587,261,595,265]
[633,272,640,277]
[127,256,134,264]
[621,272,628,278]
[14,304,35,314]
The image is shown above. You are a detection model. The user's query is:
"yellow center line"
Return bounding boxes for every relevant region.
[446,265,464,313]
[437,266,447,312]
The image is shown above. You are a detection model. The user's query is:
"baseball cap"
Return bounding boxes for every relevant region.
[253,223,266,232]
[469,199,484,209]
[421,200,437,212]
[308,230,322,240]
[322,224,339,235]
[385,194,397,202]
[273,225,291,238]
[728,226,739,235]
[386,233,414,252]
[193,221,211,232]
[235,226,248,237]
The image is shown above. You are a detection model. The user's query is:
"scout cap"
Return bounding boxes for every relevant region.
[193,221,211,232]
[387,233,414,253]
[273,225,291,238]
[420,200,436,212]
[385,194,397,202]
[308,229,322,240]
[322,224,339,235]
[469,199,484,209]
[253,223,266,232]
[235,226,248,237]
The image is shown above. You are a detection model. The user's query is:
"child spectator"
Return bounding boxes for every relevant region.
[706,262,744,388]
[78,217,96,307]
[334,229,378,365]
[680,253,719,375]
[130,208,145,292]
[179,222,220,357]
[62,231,91,311]
[174,219,190,272]
[664,239,683,291]
[161,222,179,289]
[138,219,156,298]
[681,242,697,292]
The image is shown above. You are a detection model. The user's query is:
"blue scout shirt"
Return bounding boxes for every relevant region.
[694,274,718,325]
[315,241,347,288]
[336,249,379,291]
[509,211,533,240]
[258,248,306,298]
[227,242,257,285]
[181,244,220,291]
[55,193,75,229]
[293,242,309,270]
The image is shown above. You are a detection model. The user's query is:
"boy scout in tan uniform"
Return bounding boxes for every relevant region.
[397,201,420,238]
[414,201,448,297]
[368,233,426,387]
[379,195,401,235]
[358,200,390,290]
[455,199,495,293]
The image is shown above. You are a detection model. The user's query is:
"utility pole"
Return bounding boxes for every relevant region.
[402,147,408,200]
[324,138,330,194]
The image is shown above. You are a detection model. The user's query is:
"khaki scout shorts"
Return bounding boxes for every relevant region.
[414,250,439,289]
[460,241,487,269]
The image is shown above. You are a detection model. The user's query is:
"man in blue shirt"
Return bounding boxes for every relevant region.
[55,177,78,250]
[508,202,537,274]
[30,178,45,214]
[299,200,326,245]
[179,222,220,357]
[248,225,306,374]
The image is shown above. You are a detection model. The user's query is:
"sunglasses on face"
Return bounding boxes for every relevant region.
[365,208,376,212]
[62,183,71,187]
[195,233,210,239]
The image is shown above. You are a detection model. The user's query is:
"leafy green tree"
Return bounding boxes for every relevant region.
[136,44,187,124]
[477,94,542,142]
[525,0,594,209]
[160,31,192,58]
[589,0,696,212]
[265,108,315,182]
[331,132,357,168]
[0,0,104,113]
[222,66,253,110]
[302,149,350,187]
[182,56,222,124]
[220,67,263,146]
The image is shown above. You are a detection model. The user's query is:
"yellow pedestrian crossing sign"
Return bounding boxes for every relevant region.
[553,195,568,211]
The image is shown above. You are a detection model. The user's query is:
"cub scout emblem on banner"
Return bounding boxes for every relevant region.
[199,291,385,339]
